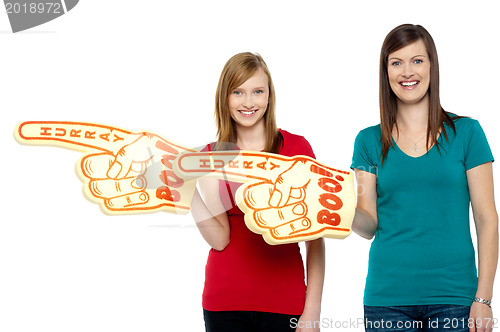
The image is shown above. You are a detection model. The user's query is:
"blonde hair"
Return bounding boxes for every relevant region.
[214,52,282,153]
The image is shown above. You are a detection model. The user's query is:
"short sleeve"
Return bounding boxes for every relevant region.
[293,136,315,159]
[351,128,379,174]
[278,129,316,159]
[464,120,494,170]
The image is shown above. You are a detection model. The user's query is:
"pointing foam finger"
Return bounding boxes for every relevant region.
[174,150,295,183]
[15,121,136,153]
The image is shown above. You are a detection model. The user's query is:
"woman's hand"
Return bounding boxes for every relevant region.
[469,302,494,332]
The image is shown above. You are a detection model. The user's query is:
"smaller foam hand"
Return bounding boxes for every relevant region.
[15,121,198,214]
[174,151,355,244]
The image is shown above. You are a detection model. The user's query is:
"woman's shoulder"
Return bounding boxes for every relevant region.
[279,128,308,142]
[447,113,482,133]
[359,123,381,133]
[355,124,382,141]
[278,129,315,149]
[278,129,315,158]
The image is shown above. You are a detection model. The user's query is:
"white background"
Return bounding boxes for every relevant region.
[1,0,499,331]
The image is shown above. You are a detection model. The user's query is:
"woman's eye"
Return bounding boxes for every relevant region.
[414,59,423,64]
[392,61,401,66]
[254,90,264,94]
[233,91,242,96]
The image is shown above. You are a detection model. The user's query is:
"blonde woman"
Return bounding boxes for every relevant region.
[191,52,325,332]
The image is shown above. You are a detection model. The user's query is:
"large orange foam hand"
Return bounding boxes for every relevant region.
[174,151,355,244]
[15,121,198,214]
[15,121,355,244]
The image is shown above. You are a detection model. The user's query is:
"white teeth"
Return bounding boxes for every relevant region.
[240,110,256,115]
[401,81,419,87]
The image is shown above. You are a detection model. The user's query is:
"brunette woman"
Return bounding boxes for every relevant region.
[352,24,498,331]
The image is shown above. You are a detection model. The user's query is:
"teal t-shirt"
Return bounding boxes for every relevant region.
[351,117,494,306]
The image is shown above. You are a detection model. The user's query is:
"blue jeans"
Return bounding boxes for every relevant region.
[364,305,470,331]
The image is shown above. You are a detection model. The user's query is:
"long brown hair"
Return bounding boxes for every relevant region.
[379,24,456,163]
[214,52,282,153]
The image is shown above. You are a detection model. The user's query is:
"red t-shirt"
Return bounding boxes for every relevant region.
[202,129,316,315]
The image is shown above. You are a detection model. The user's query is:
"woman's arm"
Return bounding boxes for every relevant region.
[297,238,325,332]
[467,162,498,332]
[352,169,378,239]
[191,177,231,251]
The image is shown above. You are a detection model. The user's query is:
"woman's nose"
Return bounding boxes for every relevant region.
[401,64,414,78]
[243,95,254,108]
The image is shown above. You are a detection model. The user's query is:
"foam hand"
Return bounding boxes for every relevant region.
[14,121,198,214]
[15,121,355,244]
[174,151,355,244]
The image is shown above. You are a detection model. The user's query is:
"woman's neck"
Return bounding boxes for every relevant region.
[236,121,267,151]
[396,94,429,133]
